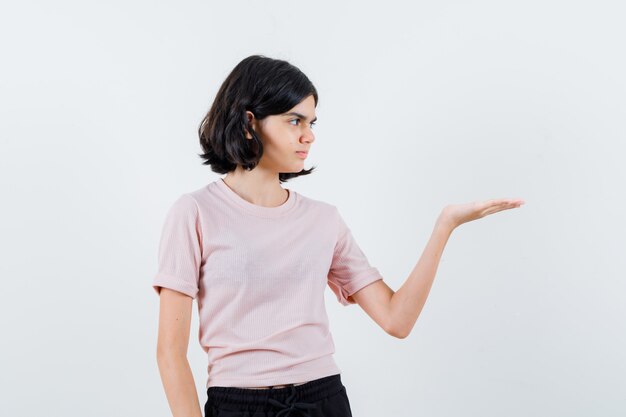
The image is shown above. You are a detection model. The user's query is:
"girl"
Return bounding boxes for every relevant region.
[152,55,525,417]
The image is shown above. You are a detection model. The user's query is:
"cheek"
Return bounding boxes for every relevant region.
[264,127,298,152]
[266,138,294,155]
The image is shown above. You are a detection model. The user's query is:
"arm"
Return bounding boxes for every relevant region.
[156,288,203,417]
[351,198,524,339]
[349,214,453,339]
[386,215,454,338]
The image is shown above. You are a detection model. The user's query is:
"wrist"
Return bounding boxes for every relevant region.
[436,210,457,232]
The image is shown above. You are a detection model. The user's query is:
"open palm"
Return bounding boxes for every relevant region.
[441,198,526,229]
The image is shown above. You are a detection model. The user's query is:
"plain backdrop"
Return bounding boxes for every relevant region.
[1,1,625,416]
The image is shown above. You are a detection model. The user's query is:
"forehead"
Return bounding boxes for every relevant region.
[282,96,317,120]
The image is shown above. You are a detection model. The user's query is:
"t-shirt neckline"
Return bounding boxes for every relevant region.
[214,177,297,218]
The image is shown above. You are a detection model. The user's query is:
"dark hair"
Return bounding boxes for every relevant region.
[197,55,318,183]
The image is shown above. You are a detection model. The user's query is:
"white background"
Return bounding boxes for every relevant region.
[1,1,625,416]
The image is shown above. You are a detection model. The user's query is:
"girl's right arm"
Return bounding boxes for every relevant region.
[156,288,203,417]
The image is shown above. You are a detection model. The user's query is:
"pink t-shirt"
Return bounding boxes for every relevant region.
[152,178,383,389]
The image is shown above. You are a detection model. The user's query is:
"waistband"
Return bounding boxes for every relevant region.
[206,373,344,409]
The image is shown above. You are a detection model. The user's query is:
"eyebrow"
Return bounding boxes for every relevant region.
[284,112,317,123]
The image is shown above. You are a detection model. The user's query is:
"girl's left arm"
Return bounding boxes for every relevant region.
[350,198,525,339]
[350,215,453,339]
[385,216,454,338]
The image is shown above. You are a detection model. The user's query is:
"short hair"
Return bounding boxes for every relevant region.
[198,55,318,183]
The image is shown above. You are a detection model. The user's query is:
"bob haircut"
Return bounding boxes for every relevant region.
[198,55,318,183]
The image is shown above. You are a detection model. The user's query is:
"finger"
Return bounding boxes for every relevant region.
[507,198,525,205]
[483,199,524,210]
[485,203,522,216]
[495,199,523,207]
[490,200,511,209]
[484,207,505,216]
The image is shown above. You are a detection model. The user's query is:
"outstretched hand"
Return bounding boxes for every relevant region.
[439,198,526,230]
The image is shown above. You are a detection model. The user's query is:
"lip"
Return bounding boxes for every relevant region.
[295,151,308,158]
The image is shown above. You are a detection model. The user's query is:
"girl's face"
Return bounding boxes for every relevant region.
[246,95,316,173]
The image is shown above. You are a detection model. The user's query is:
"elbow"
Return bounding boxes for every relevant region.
[385,323,409,339]
[385,304,409,339]
[389,328,409,339]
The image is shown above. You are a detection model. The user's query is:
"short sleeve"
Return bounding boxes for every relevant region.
[327,207,383,306]
[152,194,203,299]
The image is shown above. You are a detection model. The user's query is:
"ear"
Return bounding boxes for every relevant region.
[244,111,256,140]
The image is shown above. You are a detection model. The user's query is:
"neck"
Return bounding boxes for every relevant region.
[222,167,288,208]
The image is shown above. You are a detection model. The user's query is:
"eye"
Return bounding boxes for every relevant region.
[290,119,316,129]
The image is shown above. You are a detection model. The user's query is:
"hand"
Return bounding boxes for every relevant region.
[439,198,526,230]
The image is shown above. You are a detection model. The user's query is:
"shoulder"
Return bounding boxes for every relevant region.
[171,192,199,209]
[173,182,221,213]
[294,191,340,216]
[294,192,344,238]
[163,192,201,222]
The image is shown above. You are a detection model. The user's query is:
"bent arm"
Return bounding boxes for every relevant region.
[387,214,454,338]
[156,288,203,417]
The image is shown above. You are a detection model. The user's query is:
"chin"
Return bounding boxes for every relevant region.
[282,162,305,173]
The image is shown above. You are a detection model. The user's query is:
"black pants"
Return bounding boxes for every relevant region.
[204,374,353,417]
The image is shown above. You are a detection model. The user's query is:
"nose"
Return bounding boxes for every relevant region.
[302,129,315,145]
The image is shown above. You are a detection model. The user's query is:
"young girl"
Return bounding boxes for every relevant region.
[152,55,525,417]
